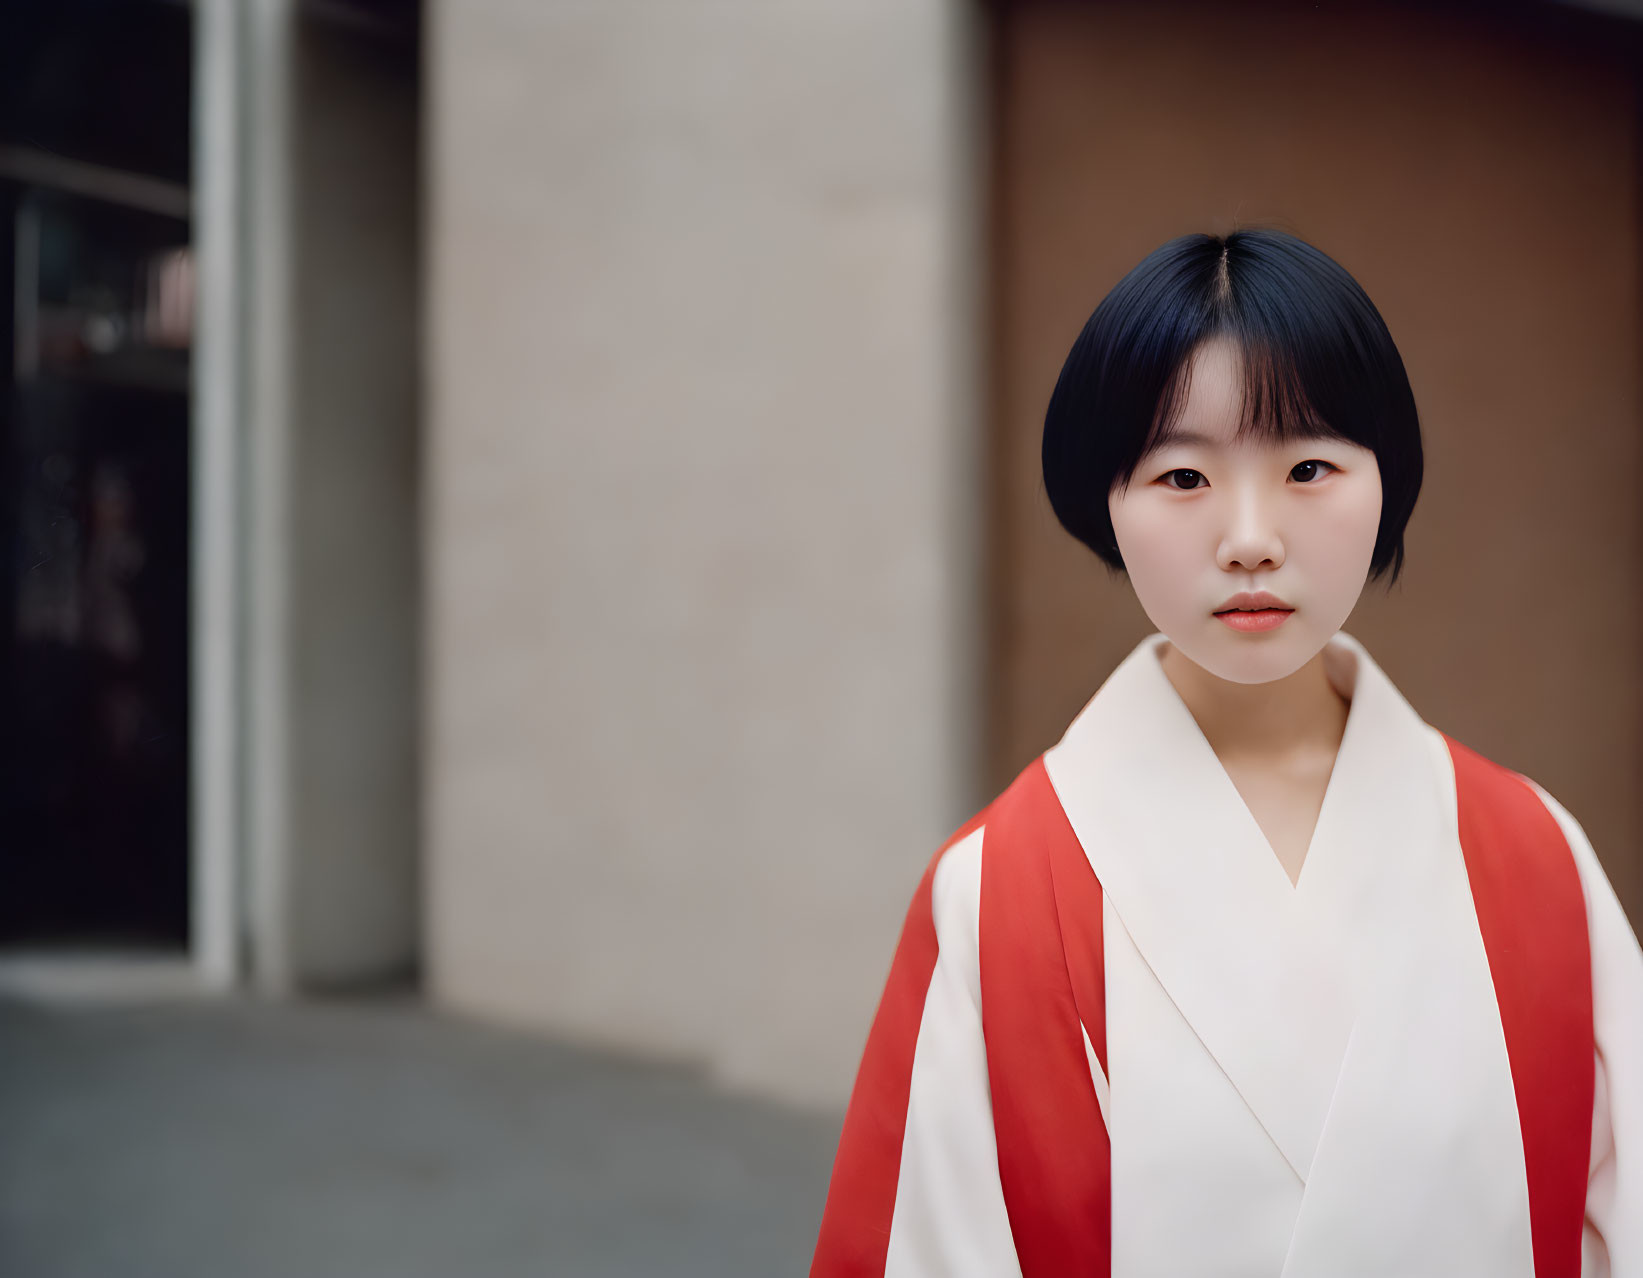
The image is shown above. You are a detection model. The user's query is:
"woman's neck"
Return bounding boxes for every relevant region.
[1157,640,1350,764]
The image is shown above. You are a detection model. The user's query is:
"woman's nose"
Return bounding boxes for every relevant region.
[1215,488,1285,571]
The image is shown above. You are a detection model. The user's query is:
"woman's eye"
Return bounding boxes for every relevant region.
[1290,459,1338,483]
[1162,469,1207,490]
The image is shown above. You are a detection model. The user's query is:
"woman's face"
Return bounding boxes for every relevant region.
[1107,337,1383,685]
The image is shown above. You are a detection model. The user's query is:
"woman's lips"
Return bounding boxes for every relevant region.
[1214,608,1293,633]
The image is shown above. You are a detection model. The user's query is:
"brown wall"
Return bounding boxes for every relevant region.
[988,0,1643,923]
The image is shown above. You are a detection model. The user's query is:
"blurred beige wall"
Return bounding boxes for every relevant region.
[988,0,1643,925]
[423,1,982,1105]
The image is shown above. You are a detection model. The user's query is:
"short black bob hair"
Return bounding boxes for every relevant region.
[1042,228,1423,584]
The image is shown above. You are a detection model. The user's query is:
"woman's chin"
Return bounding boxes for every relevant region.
[1167,623,1326,686]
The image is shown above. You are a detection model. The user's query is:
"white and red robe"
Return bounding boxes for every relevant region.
[811,631,1643,1277]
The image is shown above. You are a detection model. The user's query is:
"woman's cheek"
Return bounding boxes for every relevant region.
[1121,508,1208,629]
[1127,499,1196,564]
[1315,480,1382,567]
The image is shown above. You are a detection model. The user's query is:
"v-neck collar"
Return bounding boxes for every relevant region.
[1042,630,1427,1181]
[1149,634,1363,895]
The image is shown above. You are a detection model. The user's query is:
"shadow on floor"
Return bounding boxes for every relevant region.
[0,992,840,1278]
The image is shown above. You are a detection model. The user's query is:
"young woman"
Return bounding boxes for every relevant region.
[809,230,1642,1277]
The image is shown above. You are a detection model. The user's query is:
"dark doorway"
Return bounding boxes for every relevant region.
[1,0,193,948]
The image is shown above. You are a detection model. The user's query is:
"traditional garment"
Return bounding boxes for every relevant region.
[811,632,1643,1278]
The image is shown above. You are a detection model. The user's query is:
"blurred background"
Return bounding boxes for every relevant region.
[1,0,1640,1273]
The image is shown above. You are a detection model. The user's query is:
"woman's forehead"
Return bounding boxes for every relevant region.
[1144,336,1354,455]
[1170,338,1257,428]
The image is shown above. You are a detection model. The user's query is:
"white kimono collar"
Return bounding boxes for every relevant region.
[1042,630,1445,1182]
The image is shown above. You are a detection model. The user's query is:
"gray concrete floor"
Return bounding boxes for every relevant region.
[0,991,841,1278]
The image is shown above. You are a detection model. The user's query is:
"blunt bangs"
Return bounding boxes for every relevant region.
[1042,229,1423,584]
